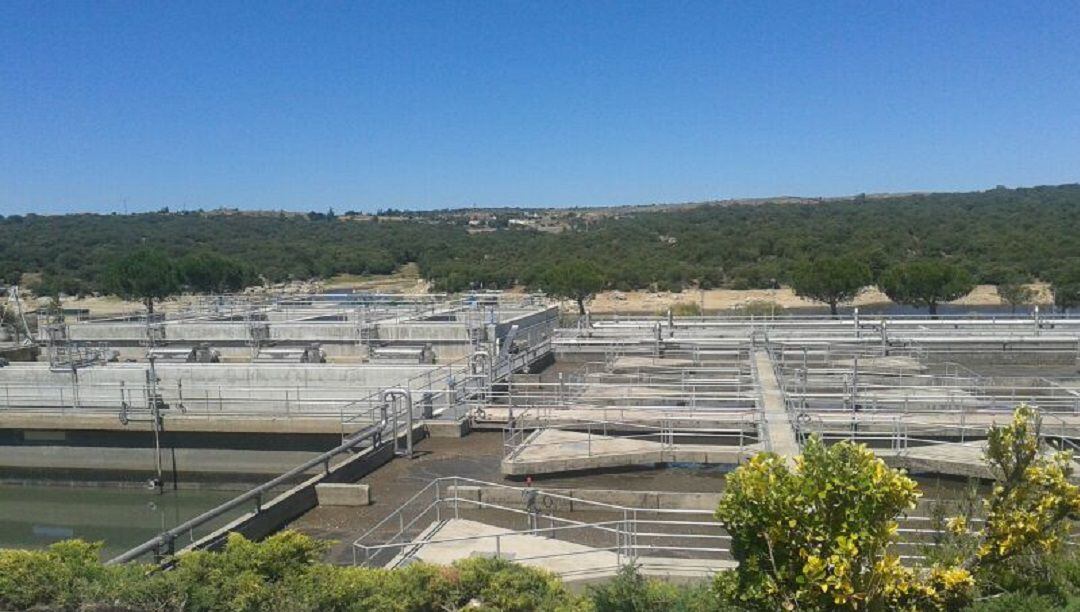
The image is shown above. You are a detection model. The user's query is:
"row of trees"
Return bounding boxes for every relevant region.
[535,258,1077,318]
[104,250,255,313]
[790,258,1080,316]
[421,184,1080,294]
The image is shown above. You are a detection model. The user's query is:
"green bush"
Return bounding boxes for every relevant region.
[453,557,587,611]
[589,565,732,611]
[0,531,587,612]
[964,592,1073,612]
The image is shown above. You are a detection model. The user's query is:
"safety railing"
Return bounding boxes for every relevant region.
[350,477,969,570]
[107,399,397,565]
[351,476,730,570]
[796,408,1080,454]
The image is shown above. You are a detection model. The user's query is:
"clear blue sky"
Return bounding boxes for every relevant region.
[2,1,1079,214]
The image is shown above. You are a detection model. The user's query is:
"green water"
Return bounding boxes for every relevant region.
[0,484,242,559]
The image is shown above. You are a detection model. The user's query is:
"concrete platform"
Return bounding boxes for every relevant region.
[501,429,758,476]
[389,518,733,585]
[877,442,993,479]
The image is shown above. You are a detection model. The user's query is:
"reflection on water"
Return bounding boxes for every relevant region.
[0,484,241,558]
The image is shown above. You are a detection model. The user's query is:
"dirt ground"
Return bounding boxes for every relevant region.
[585,283,1053,315]
[12,267,1050,318]
[321,262,431,293]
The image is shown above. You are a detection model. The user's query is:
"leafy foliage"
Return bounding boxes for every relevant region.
[879,260,975,315]
[104,248,180,313]
[714,437,973,610]
[178,251,255,293]
[0,531,588,612]
[996,282,1035,313]
[937,406,1080,579]
[790,256,872,315]
[979,407,1080,564]
[1050,266,1080,312]
[537,261,606,314]
[589,564,730,611]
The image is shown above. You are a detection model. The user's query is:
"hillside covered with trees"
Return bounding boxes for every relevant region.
[1,184,1078,299]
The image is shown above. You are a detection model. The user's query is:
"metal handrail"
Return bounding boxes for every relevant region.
[106,402,392,565]
[350,476,972,570]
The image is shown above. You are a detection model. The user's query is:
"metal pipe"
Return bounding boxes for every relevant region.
[383,388,414,458]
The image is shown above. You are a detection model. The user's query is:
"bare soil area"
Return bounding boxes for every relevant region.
[584,283,1052,315]
[11,271,1051,318]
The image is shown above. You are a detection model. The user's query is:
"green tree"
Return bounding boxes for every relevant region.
[714,438,974,611]
[879,261,975,317]
[104,249,179,314]
[539,261,605,315]
[179,251,253,293]
[996,281,1036,314]
[1050,267,1080,313]
[790,257,872,316]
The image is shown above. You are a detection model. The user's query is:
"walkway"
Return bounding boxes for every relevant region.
[753,348,800,462]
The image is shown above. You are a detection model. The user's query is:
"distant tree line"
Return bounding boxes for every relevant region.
[102,249,256,313]
[1,184,1079,311]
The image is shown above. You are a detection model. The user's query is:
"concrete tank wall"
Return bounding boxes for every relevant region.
[271,324,357,342]
[375,323,470,342]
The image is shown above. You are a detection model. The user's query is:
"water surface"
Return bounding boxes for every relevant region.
[0,484,242,558]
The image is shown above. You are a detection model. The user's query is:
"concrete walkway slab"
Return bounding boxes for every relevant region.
[501,429,758,476]
[754,349,800,462]
[391,518,733,585]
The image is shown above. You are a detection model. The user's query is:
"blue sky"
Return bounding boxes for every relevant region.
[2,1,1079,214]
